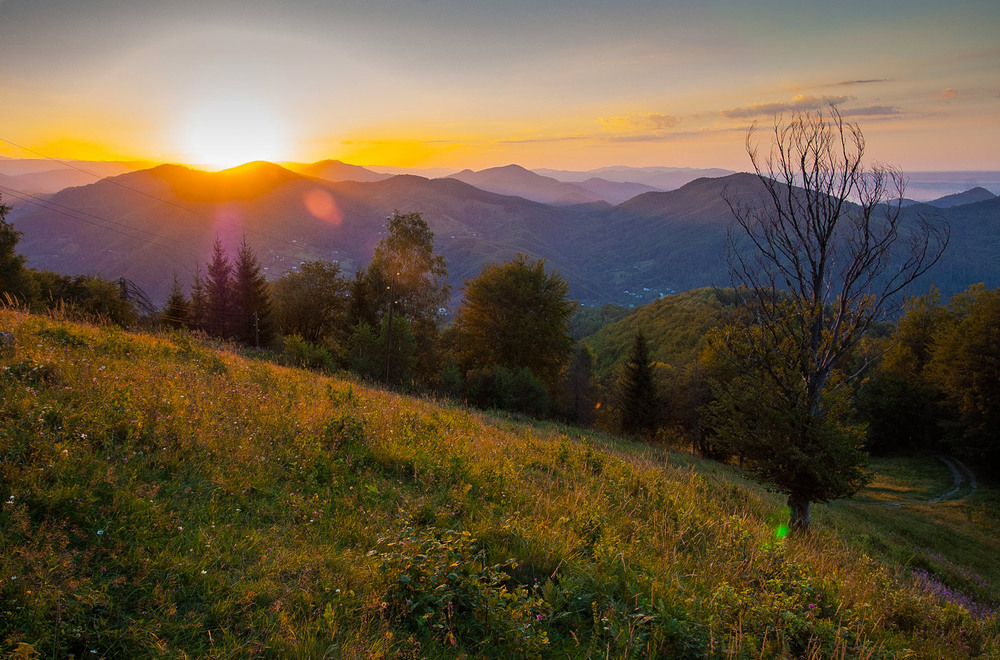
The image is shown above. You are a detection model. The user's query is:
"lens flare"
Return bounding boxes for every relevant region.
[303,188,342,224]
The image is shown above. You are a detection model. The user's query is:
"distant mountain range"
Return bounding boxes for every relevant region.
[5,159,998,309]
[0,159,147,195]
[446,164,667,205]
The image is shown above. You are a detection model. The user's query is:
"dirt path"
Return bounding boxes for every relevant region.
[931,453,977,502]
[864,453,977,508]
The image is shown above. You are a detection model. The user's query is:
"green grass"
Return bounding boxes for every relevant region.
[819,454,1000,618]
[1,308,998,658]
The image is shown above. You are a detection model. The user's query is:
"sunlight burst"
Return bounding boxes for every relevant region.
[179,94,289,170]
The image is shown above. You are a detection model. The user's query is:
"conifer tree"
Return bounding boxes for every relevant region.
[162,272,190,329]
[617,330,660,437]
[189,265,209,332]
[204,238,234,338]
[232,236,274,347]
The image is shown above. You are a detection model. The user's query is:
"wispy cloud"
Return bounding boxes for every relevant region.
[941,88,958,99]
[600,112,681,132]
[605,126,747,143]
[720,94,851,119]
[827,79,889,87]
[839,105,900,117]
[498,135,589,145]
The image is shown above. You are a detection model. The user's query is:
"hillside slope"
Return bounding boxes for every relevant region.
[1,309,997,658]
[581,288,732,380]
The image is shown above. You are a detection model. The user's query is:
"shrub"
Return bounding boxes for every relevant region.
[282,334,336,372]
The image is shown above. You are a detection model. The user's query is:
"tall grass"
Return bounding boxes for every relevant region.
[1,308,997,658]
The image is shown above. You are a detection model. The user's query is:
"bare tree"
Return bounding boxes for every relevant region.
[714,106,948,531]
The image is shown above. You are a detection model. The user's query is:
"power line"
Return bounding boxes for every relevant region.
[0,184,200,266]
[0,136,309,250]
[0,184,200,258]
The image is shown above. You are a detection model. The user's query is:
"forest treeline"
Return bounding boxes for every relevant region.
[2,194,997,477]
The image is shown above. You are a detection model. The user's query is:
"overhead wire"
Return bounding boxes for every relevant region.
[0,184,202,260]
[0,136,312,250]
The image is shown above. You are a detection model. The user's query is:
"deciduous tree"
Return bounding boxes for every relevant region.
[272,260,349,346]
[927,284,1000,468]
[0,194,35,304]
[351,212,449,383]
[454,254,575,398]
[714,107,948,531]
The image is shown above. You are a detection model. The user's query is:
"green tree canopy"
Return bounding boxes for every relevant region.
[271,260,349,346]
[350,211,449,383]
[454,254,576,396]
[204,238,234,339]
[927,284,1000,468]
[0,194,35,304]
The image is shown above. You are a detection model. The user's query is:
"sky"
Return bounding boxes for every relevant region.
[0,0,998,172]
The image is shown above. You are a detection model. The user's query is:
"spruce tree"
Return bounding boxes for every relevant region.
[204,239,234,338]
[618,330,660,437]
[189,265,209,332]
[162,272,190,329]
[232,236,273,347]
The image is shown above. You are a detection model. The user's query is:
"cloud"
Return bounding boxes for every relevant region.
[720,94,851,119]
[600,112,681,132]
[941,88,958,99]
[839,105,899,117]
[828,79,888,87]
[498,136,588,144]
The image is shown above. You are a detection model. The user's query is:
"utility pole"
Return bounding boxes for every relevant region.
[382,271,397,384]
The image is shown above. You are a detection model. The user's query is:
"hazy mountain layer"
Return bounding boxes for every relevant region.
[7,161,998,308]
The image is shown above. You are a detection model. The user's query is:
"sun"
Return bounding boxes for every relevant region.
[178,94,290,170]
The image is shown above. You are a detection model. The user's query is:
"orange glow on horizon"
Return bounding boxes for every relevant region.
[176,94,291,170]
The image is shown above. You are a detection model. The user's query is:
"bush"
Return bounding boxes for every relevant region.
[465,366,550,417]
[282,334,336,372]
[372,527,549,656]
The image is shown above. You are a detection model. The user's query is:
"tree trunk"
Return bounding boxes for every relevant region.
[788,494,811,532]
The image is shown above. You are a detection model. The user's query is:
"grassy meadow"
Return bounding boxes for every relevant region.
[1,307,998,658]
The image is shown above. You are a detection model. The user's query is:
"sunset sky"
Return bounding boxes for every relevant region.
[1,0,997,172]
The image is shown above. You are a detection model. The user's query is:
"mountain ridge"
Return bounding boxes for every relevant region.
[7,162,998,308]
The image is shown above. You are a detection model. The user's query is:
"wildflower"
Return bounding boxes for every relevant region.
[97,530,104,535]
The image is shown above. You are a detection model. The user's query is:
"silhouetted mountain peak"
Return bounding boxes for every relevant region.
[139,161,304,202]
[927,187,997,208]
[288,159,392,184]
